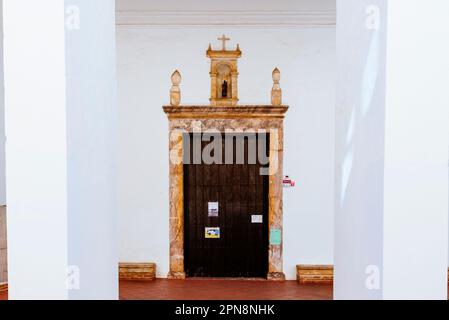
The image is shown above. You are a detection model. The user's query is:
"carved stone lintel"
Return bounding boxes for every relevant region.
[170,70,182,106]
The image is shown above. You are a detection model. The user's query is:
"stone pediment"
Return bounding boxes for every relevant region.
[163,105,289,119]
[168,35,284,108]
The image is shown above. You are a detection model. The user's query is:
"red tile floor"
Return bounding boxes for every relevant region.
[120,279,333,300]
[2,281,448,300]
[0,279,333,300]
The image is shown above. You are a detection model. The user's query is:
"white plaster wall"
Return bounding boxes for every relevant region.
[117,27,336,280]
[335,0,449,299]
[382,0,449,299]
[0,0,5,206]
[4,0,69,299]
[65,0,118,300]
[334,0,387,299]
[4,0,118,299]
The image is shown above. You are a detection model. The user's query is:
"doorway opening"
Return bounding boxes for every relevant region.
[183,133,269,278]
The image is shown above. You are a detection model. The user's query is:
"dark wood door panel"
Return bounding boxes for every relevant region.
[184,133,269,278]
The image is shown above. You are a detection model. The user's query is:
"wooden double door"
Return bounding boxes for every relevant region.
[183,133,269,278]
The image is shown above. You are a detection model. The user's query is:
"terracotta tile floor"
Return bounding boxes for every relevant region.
[0,279,333,300]
[2,281,448,300]
[120,279,333,300]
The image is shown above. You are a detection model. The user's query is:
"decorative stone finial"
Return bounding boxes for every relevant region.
[170,70,182,106]
[271,68,282,106]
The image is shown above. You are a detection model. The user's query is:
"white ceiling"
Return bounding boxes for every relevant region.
[115,0,336,26]
[116,0,336,13]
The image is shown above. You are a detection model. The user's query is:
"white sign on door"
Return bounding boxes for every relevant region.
[208,202,219,217]
[251,215,263,223]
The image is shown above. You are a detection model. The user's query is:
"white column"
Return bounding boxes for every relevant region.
[3,0,118,299]
[335,0,449,300]
[0,0,5,206]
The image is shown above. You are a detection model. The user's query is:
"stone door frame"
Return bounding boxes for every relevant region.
[163,106,288,280]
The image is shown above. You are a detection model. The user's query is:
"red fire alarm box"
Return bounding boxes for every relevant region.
[283,176,296,188]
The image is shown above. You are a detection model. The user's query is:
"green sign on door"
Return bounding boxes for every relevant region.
[270,229,281,245]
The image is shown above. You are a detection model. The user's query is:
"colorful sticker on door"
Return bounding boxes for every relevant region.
[208,202,219,217]
[205,227,220,239]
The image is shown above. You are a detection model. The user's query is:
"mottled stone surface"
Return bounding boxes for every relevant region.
[0,206,7,284]
[167,130,186,280]
[164,105,288,280]
[119,263,156,281]
[297,265,334,284]
[268,126,284,279]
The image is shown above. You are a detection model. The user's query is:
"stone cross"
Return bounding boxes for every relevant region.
[218,34,230,50]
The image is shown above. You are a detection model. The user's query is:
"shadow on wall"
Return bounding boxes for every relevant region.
[0,206,6,284]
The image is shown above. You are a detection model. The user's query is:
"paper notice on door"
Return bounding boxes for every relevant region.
[251,215,263,223]
[208,202,219,217]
